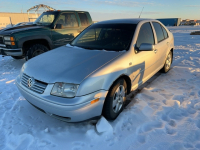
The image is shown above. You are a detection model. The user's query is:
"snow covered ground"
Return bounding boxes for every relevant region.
[0,26,200,150]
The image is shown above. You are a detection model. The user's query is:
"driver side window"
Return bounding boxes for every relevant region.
[56,13,78,28]
[136,22,155,48]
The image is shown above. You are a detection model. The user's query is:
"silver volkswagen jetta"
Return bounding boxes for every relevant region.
[16,19,174,122]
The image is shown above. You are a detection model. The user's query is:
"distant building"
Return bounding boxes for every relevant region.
[156,18,181,26]
[0,12,39,27]
[0,17,11,28]
[181,19,200,26]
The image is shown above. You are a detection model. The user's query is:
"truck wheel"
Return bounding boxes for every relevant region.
[102,78,127,120]
[26,44,49,60]
[11,56,25,59]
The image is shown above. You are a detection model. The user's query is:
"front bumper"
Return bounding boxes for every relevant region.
[15,76,108,122]
[0,45,22,56]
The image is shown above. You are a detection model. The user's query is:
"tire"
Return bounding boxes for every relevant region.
[102,78,127,120]
[11,56,25,59]
[26,44,49,60]
[161,51,172,73]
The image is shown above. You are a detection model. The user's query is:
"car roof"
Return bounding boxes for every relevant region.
[96,18,158,24]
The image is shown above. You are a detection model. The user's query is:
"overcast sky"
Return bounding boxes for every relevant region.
[0,0,200,21]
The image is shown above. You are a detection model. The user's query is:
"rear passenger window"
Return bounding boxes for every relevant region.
[161,26,168,39]
[78,13,89,26]
[152,22,165,43]
[136,22,154,48]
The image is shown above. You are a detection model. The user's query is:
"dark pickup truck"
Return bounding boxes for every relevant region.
[0,10,93,60]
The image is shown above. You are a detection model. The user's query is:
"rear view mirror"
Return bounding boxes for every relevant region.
[139,43,154,51]
[55,24,63,29]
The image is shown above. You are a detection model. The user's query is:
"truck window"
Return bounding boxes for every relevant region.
[39,15,55,24]
[56,13,78,28]
[78,13,89,26]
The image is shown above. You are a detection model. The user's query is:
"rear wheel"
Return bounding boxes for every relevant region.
[11,56,25,59]
[102,78,127,120]
[161,51,172,73]
[26,44,49,60]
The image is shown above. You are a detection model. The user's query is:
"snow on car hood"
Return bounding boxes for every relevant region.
[23,46,124,84]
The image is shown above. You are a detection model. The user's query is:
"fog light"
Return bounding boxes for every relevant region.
[5,41,11,45]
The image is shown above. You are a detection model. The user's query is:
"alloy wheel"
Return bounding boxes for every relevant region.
[112,85,125,113]
[165,53,172,70]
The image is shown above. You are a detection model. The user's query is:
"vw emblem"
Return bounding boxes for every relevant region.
[27,77,35,88]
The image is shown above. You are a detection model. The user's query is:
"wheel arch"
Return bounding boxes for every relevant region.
[101,74,131,119]
[18,36,53,54]
[107,74,132,95]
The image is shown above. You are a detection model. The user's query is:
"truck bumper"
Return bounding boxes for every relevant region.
[0,46,23,56]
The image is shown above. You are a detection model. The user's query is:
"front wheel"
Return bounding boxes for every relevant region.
[102,78,127,120]
[26,44,49,60]
[161,51,172,73]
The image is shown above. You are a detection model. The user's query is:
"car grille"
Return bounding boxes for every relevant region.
[0,36,3,44]
[21,73,48,94]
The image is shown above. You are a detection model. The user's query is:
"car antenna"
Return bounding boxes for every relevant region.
[139,7,144,18]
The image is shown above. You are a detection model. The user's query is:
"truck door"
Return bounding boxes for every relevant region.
[51,12,80,48]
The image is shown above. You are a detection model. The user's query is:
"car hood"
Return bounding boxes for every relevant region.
[23,46,124,84]
[0,25,47,35]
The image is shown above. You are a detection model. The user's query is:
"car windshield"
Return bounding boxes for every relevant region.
[70,23,137,51]
[34,12,58,26]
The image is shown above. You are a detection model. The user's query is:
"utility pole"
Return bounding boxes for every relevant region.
[9,17,13,26]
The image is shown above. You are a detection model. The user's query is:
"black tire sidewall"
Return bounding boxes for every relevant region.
[103,78,127,120]
[11,56,25,59]
[26,44,49,60]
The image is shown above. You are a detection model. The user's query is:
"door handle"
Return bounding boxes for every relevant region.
[167,42,169,45]
[154,49,157,53]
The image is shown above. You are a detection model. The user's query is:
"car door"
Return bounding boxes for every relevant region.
[51,12,80,48]
[152,22,169,69]
[130,22,158,89]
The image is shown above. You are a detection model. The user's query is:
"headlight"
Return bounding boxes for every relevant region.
[4,36,15,45]
[5,41,11,45]
[4,36,14,41]
[5,41,15,45]
[51,83,79,98]
[4,36,11,41]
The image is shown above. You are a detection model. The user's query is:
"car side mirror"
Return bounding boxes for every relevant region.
[55,24,63,29]
[138,43,154,51]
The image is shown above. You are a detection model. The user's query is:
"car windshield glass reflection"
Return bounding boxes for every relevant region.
[71,24,136,51]
[34,12,58,26]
